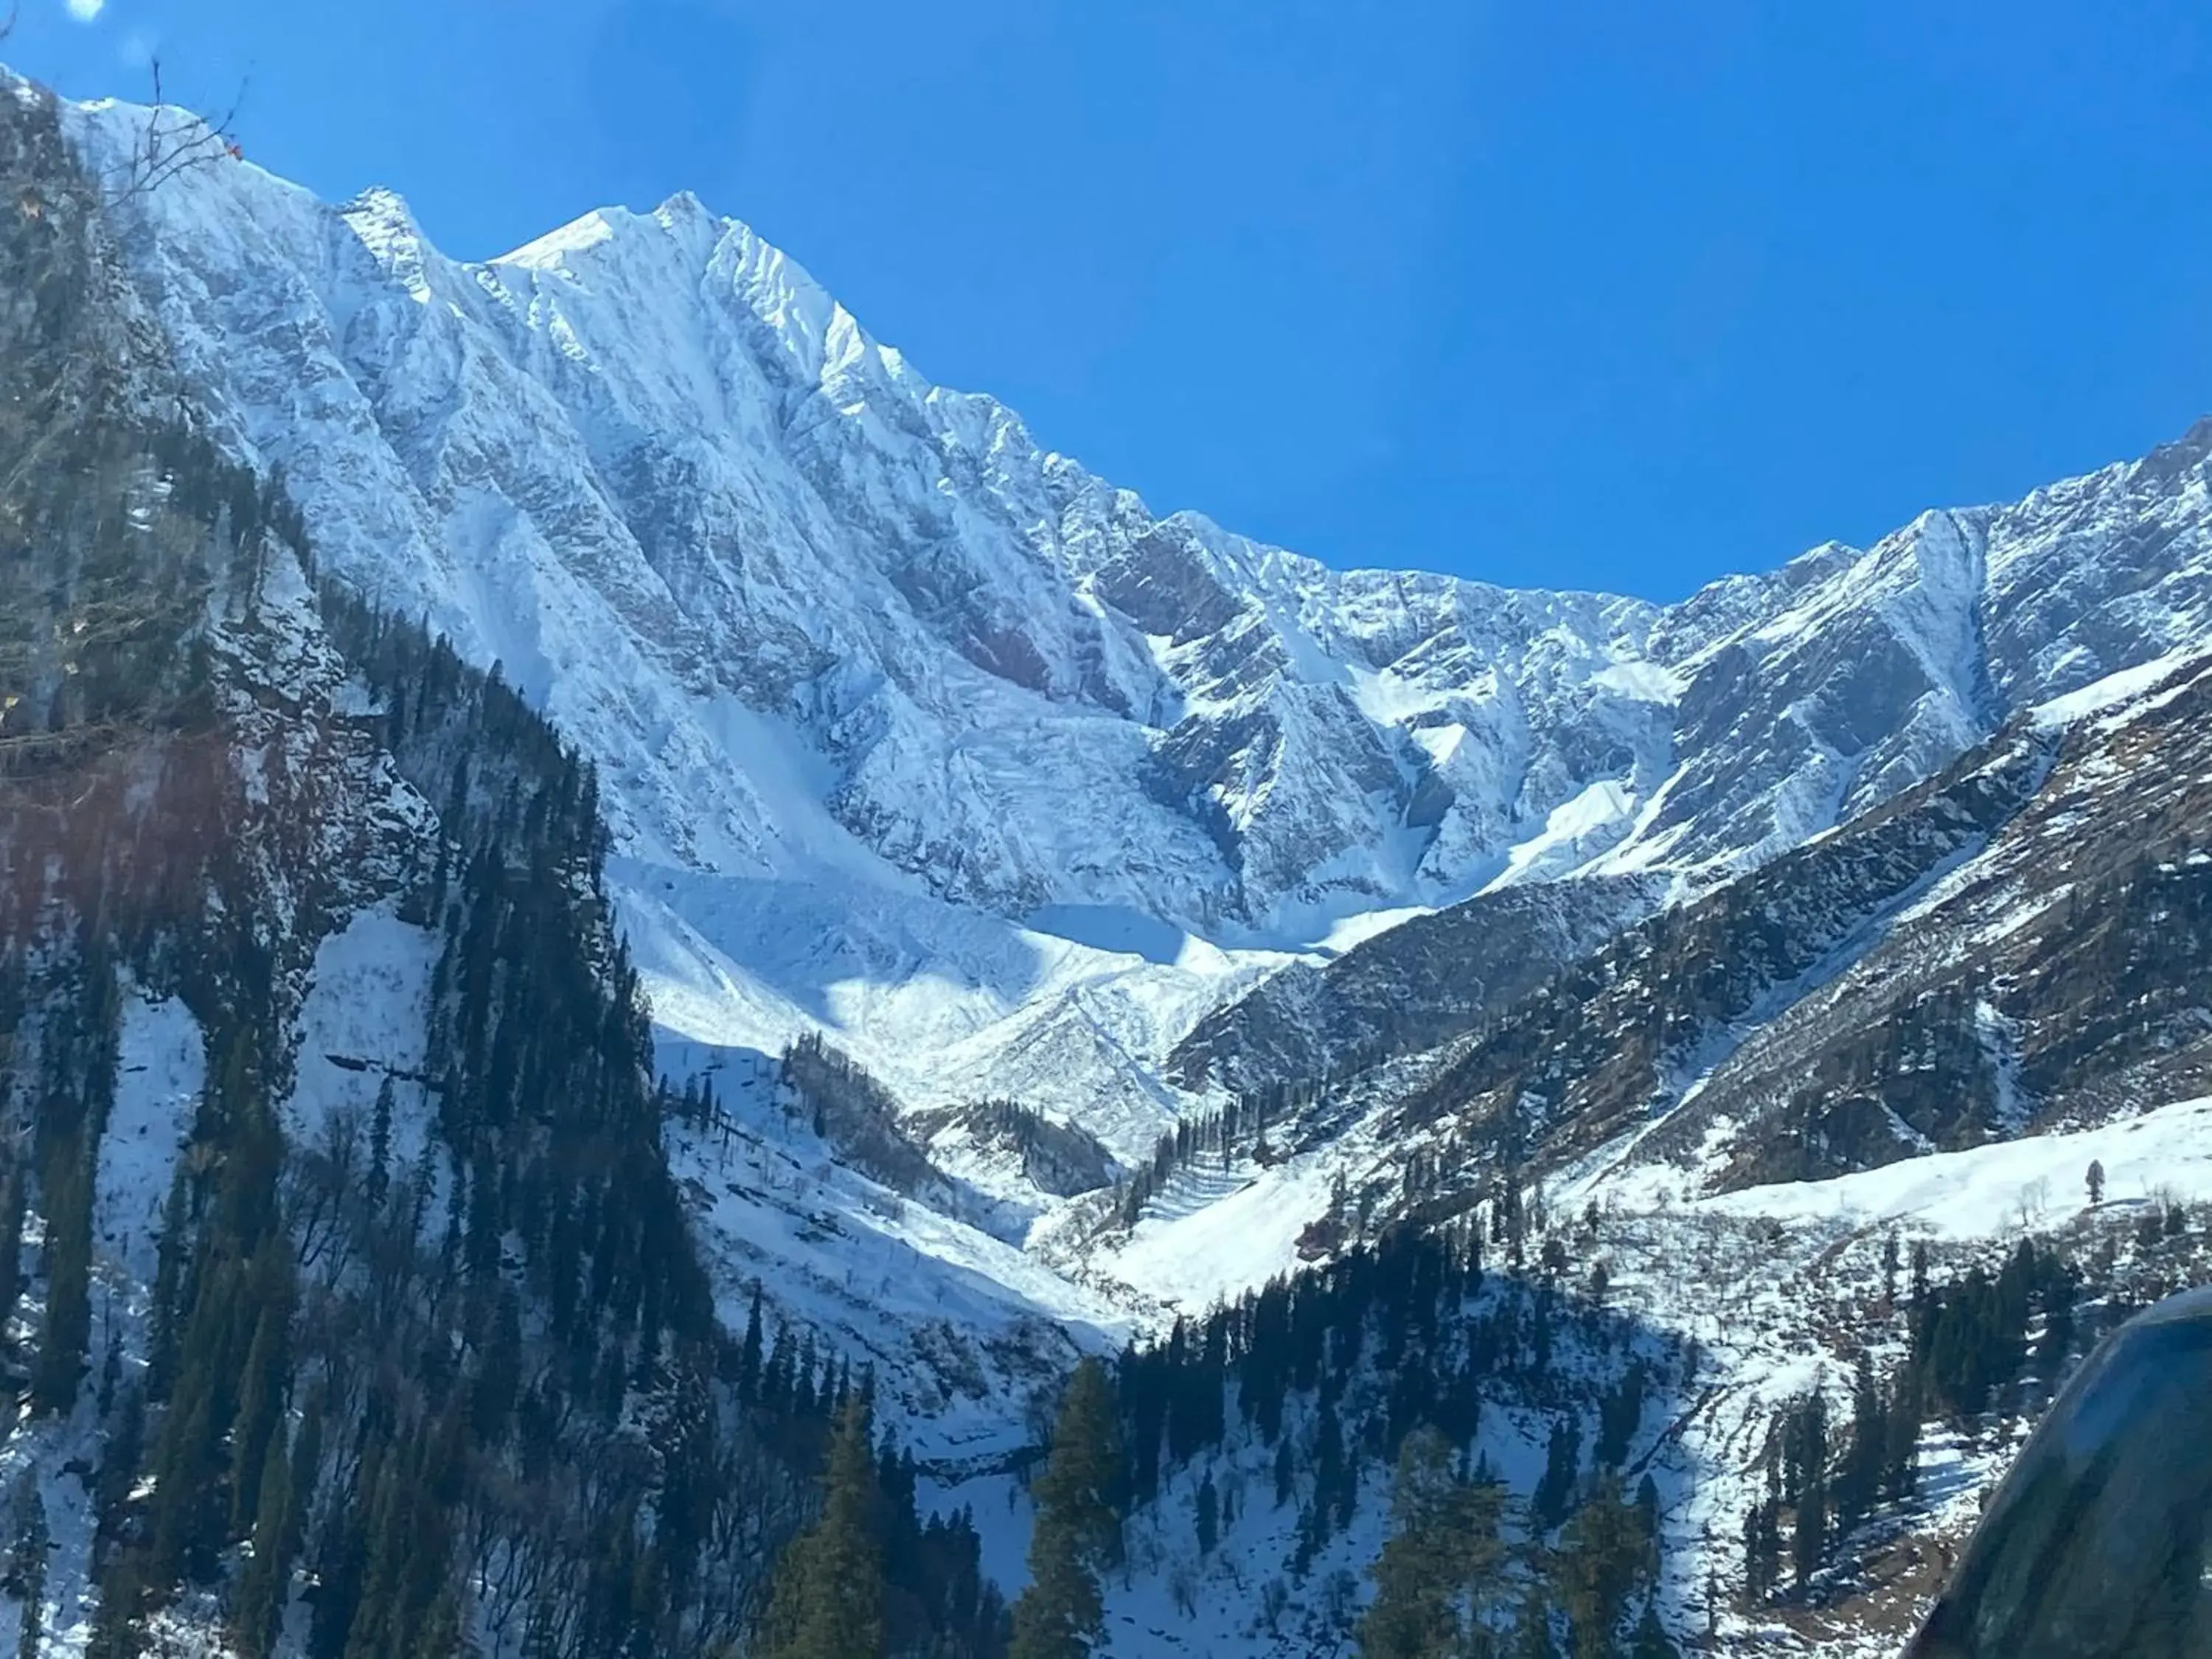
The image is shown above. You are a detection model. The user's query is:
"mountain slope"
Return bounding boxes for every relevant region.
[55,91,2212,1171]
[17,72,2212,1659]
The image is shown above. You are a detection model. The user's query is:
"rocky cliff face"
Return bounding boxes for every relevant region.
[59,95,2212,975]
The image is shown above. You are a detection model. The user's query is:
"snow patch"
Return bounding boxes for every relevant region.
[285,907,439,1164]
[1697,1095,2212,1239]
[96,990,203,1287]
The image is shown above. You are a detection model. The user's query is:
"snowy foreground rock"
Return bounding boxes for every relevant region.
[7,75,2211,1657]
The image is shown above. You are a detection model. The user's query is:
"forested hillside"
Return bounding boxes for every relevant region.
[0,85,999,1659]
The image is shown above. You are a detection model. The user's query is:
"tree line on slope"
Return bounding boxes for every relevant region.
[1741,1213,2210,1613]
[743,1214,1690,1659]
[0,168,1007,1659]
[0,585,1014,1658]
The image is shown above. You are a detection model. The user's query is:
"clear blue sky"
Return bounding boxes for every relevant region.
[9,1,2211,600]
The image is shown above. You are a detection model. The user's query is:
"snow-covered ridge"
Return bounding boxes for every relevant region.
[42,81,2212,1148]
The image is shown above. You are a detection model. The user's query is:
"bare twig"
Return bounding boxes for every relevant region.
[104,55,251,204]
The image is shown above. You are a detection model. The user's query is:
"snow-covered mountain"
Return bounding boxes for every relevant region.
[54,91,2212,1158]
[17,74,2212,1659]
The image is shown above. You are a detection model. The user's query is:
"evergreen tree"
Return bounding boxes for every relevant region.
[1882,1368,1921,1503]
[1740,1496,1779,1604]
[1511,1600,1560,1659]
[30,1137,94,1414]
[8,1472,47,1659]
[1533,1418,1582,1531]
[229,1249,294,1536]
[1595,1363,1648,1470]
[97,1310,122,1416]
[232,1428,293,1659]
[1009,1359,1122,1659]
[5,1472,45,1589]
[757,1392,886,1659]
[366,1077,394,1211]
[1792,1487,1828,1588]
[83,1551,145,1659]
[95,1382,145,1542]
[1627,1604,1679,1659]
[1785,1390,1830,1586]
[0,1161,24,1344]
[1834,1354,1885,1537]
[737,1285,766,1403]
[14,1547,43,1659]
[1010,1510,1099,1659]
[2086,1159,2105,1206]
[1357,1427,1508,1659]
[1554,1478,1654,1659]
[145,1159,192,1400]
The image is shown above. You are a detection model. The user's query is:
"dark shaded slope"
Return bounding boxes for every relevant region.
[1169,875,1664,1097]
[1326,656,2212,1222]
[1387,723,2057,1177]
[1643,655,2212,1189]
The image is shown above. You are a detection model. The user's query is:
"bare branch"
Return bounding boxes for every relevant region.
[102,53,252,204]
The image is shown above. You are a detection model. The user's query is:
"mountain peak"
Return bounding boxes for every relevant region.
[49,76,2212,950]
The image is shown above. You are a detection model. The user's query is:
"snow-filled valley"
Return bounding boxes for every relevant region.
[4,66,2212,1659]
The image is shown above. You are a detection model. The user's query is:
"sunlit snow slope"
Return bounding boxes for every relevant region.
[54,89,2212,1147]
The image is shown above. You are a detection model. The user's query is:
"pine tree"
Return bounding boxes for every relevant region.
[30,1138,94,1414]
[1834,1353,1885,1537]
[1357,1427,1508,1659]
[83,1551,145,1659]
[229,1256,293,1536]
[1739,1500,1773,1604]
[1627,1604,1679,1659]
[1009,1509,1100,1659]
[146,1159,192,1399]
[1882,1366,1921,1503]
[737,1285,766,1403]
[1554,1478,1654,1659]
[1533,1418,1582,1531]
[232,1428,293,1659]
[366,1077,394,1211]
[1009,1358,1122,1659]
[97,1309,122,1416]
[1792,1481,1827,1587]
[15,1545,43,1659]
[0,1161,24,1344]
[2086,1159,2105,1206]
[1512,1599,1561,1659]
[95,1382,145,1541]
[1787,1391,1830,1587]
[758,1392,886,1659]
[8,1472,48,1659]
[284,1388,324,1568]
